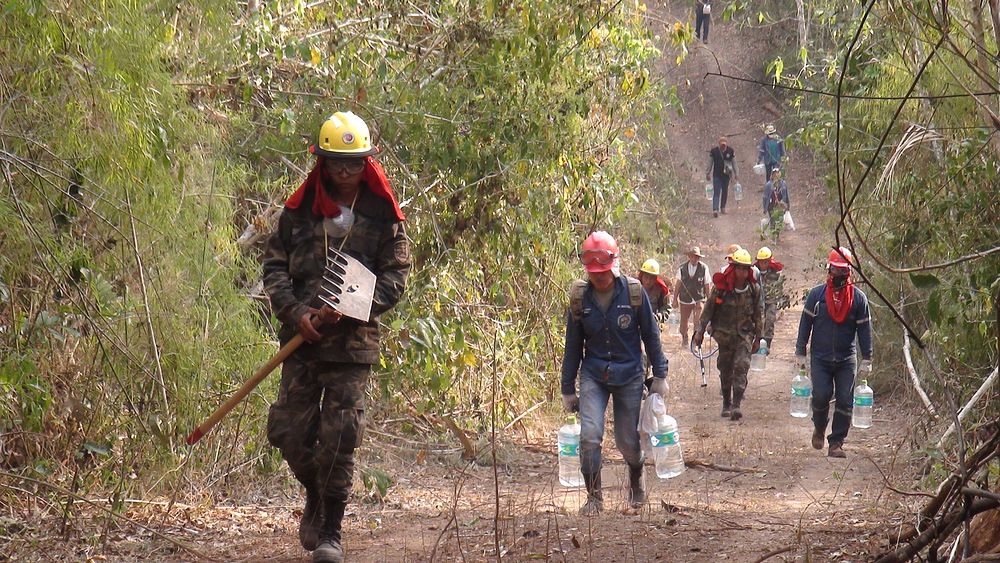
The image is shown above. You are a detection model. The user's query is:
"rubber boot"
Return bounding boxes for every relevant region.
[299,487,321,551]
[730,390,744,421]
[580,472,603,516]
[720,386,732,418]
[627,464,645,508]
[313,498,346,563]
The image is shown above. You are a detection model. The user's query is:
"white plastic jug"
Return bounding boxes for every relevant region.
[651,414,685,479]
[557,415,584,486]
[852,380,874,428]
[790,368,811,418]
[704,183,713,201]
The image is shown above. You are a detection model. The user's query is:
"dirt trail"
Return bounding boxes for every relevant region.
[133,5,920,563]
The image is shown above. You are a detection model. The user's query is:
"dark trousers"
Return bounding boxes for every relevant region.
[267,357,370,501]
[712,174,730,213]
[696,13,710,42]
[810,357,856,446]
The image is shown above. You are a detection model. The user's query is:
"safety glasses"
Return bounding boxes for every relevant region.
[579,249,617,266]
[324,158,366,175]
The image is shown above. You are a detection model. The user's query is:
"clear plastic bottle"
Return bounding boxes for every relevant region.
[705,182,714,201]
[750,339,768,372]
[790,367,811,418]
[852,379,874,428]
[557,415,584,487]
[734,182,744,201]
[651,414,685,479]
[666,314,680,336]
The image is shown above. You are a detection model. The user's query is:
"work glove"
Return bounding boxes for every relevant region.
[795,354,808,370]
[650,377,669,399]
[562,394,580,413]
[859,359,873,375]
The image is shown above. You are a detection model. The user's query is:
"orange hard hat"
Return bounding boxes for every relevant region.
[827,247,853,268]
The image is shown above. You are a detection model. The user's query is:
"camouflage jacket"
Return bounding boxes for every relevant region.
[699,283,762,346]
[262,187,411,364]
[758,266,786,305]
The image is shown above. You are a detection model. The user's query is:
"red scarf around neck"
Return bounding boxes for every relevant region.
[712,266,756,292]
[284,156,406,221]
[825,273,854,323]
[655,277,670,296]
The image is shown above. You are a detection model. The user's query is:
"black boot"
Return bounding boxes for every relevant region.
[313,497,346,563]
[730,390,744,421]
[720,386,732,418]
[580,472,603,516]
[628,464,645,508]
[299,487,321,551]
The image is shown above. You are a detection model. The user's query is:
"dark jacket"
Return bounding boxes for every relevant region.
[763,179,790,215]
[262,186,411,364]
[795,285,873,362]
[561,276,668,395]
[706,145,737,179]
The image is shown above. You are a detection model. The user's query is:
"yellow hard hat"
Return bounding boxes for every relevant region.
[640,258,660,276]
[731,248,753,266]
[309,111,377,158]
[756,247,772,260]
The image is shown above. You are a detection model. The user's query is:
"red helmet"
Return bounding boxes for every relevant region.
[579,231,619,273]
[827,247,853,268]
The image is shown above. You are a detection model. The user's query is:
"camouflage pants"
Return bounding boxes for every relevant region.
[762,303,778,343]
[714,332,752,406]
[266,357,370,502]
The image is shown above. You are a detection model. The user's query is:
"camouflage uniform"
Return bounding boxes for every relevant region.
[698,283,762,410]
[262,187,410,502]
[758,266,786,347]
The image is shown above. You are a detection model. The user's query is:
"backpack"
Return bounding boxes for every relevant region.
[570,276,643,323]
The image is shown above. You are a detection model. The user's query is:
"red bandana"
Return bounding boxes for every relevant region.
[712,266,756,292]
[284,156,406,221]
[825,272,854,323]
[655,277,670,296]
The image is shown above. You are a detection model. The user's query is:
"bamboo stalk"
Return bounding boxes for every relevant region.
[936,367,1000,449]
[902,327,937,417]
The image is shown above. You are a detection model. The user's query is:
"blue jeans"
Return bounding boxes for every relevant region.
[579,375,645,475]
[695,13,710,42]
[712,175,730,213]
[810,357,856,446]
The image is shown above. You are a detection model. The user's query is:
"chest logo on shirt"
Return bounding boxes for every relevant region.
[618,313,633,330]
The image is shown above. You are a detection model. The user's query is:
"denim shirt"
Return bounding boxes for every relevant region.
[795,284,873,362]
[561,276,668,395]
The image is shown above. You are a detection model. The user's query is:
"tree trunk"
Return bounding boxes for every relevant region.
[794,0,809,52]
[971,1,1000,159]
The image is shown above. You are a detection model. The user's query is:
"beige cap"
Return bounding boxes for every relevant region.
[687,246,705,257]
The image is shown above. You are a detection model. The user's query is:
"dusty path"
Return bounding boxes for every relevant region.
[114,5,921,563]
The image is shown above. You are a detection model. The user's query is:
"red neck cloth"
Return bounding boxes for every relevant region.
[712,266,756,292]
[284,156,406,221]
[825,273,854,323]
[655,277,670,296]
[761,259,784,272]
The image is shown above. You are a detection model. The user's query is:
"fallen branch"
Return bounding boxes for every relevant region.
[875,498,1000,563]
[937,367,1000,449]
[902,325,937,418]
[752,545,796,563]
[685,459,763,474]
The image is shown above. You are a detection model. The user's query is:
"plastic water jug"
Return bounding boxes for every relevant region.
[651,414,685,479]
[557,415,584,486]
[704,183,713,201]
[750,339,768,372]
[852,379,873,428]
[666,314,680,336]
[734,182,743,201]
[790,367,811,418]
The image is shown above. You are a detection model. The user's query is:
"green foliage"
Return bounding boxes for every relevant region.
[0,0,672,496]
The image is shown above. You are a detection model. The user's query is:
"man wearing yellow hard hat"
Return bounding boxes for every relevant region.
[693,248,763,421]
[637,258,671,322]
[262,111,410,563]
[754,247,787,350]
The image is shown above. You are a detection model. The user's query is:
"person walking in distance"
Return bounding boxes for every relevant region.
[757,124,785,181]
[561,231,669,515]
[693,249,763,421]
[706,136,738,218]
[754,247,787,349]
[695,0,712,44]
[672,247,710,347]
[637,258,671,322]
[795,247,873,458]
[262,111,411,563]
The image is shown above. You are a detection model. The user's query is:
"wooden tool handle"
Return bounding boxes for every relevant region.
[186,333,305,445]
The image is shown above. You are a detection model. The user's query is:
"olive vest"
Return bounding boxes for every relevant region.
[678,262,708,304]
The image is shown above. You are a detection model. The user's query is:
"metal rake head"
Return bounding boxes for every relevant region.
[318,246,376,322]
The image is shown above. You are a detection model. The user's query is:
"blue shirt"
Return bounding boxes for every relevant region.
[795,284,873,362]
[561,276,668,395]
